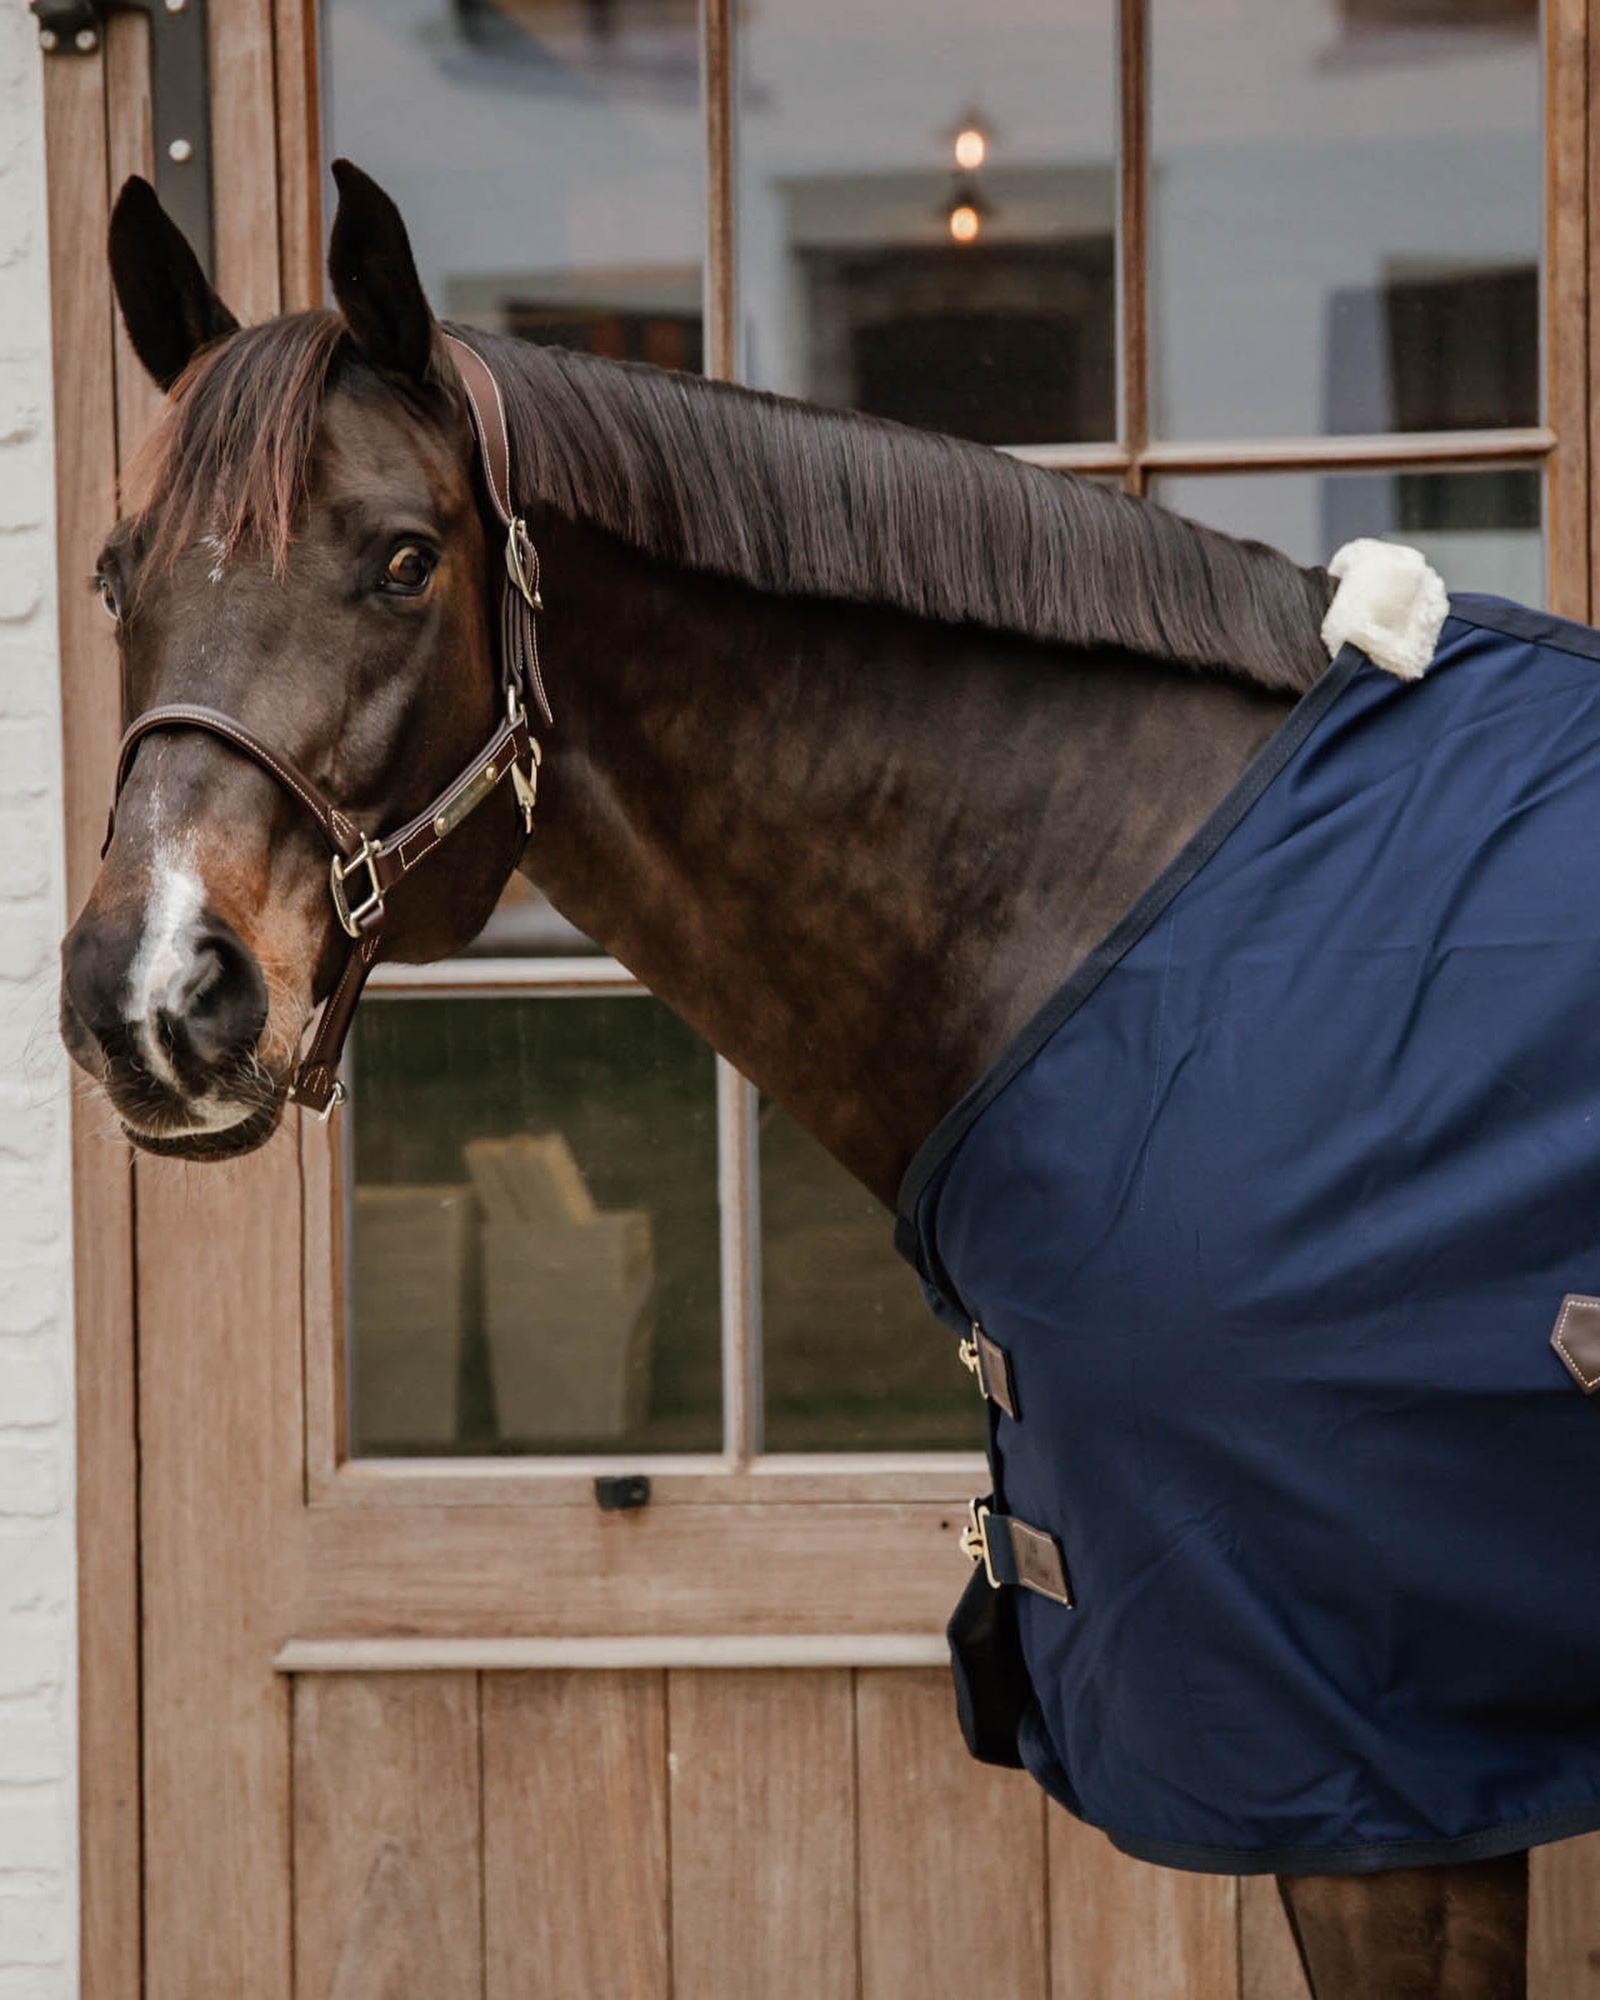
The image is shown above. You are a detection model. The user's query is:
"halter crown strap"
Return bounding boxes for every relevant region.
[102,336,547,1118]
[444,332,552,730]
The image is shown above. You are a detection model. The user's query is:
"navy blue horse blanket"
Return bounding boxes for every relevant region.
[899,594,1600,1875]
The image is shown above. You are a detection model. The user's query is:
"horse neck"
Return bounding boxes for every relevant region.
[519,510,1298,1206]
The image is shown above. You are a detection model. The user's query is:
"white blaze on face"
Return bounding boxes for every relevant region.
[125,847,206,1093]
[124,851,257,1135]
[200,532,228,586]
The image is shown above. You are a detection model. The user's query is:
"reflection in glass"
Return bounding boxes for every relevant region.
[462,874,605,957]
[1151,0,1540,439]
[323,0,706,360]
[737,0,1116,446]
[1152,467,1544,604]
[348,996,720,1455]
[760,1105,982,1452]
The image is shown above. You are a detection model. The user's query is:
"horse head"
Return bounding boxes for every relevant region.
[60,164,528,1160]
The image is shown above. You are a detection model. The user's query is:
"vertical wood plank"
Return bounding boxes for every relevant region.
[139,1149,302,1998]
[483,1671,669,1999]
[301,1113,346,1497]
[857,1668,1047,1998]
[1048,1813,1237,2000]
[293,1673,482,2000]
[1239,1874,1313,2000]
[136,2,299,1990]
[1117,0,1149,492]
[669,1668,856,1999]
[1529,1833,1600,2000]
[273,0,323,312]
[43,42,143,2000]
[702,0,736,382]
[104,12,166,473]
[1546,0,1589,618]
[210,0,281,319]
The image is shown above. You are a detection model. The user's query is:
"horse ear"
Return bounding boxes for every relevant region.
[108,177,239,392]
[327,160,436,382]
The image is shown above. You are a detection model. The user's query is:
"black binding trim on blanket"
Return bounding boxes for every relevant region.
[894,640,1369,1246]
[1448,590,1600,664]
[1097,1794,1600,1878]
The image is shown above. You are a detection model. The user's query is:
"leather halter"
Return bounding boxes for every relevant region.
[101,332,549,1118]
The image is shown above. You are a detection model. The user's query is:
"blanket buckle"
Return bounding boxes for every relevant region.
[962,1498,1000,1590]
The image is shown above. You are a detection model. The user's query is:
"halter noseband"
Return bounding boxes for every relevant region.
[101,333,549,1119]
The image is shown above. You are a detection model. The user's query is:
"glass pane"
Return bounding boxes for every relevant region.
[760,1105,983,1451]
[1152,467,1544,604]
[737,0,1116,445]
[348,996,720,1455]
[326,0,707,956]
[324,0,705,358]
[1151,0,1541,439]
[461,876,606,957]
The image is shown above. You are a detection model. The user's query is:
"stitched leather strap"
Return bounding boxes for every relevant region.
[289,933,383,1115]
[107,704,363,860]
[108,701,536,1110]
[367,710,532,892]
[445,332,552,729]
[959,1322,1019,1420]
[964,1498,1073,1608]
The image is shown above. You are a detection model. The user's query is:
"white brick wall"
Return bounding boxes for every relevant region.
[0,4,79,1996]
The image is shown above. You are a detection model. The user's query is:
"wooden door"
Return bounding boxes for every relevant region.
[42,2,1600,1995]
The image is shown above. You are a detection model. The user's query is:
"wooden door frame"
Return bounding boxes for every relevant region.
[44,1,1597,1990]
[45,5,318,1991]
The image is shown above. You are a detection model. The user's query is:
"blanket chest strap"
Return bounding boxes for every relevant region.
[963,1498,1073,1607]
[957,1322,1019,1419]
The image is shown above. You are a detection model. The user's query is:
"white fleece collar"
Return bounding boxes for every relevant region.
[1320,538,1449,682]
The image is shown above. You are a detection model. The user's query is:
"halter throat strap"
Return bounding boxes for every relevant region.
[102,335,547,1118]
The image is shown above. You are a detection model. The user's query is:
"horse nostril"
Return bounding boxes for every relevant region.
[61,909,144,1048]
[163,924,268,1073]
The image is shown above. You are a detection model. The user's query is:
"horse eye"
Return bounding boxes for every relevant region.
[96,574,120,623]
[383,544,435,594]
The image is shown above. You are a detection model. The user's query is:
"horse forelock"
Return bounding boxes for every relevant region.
[125,310,352,581]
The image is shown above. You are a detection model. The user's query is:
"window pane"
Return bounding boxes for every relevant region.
[1151,0,1541,439]
[737,0,1116,445]
[1152,467,1544,603]
[461,876,607,957]
[324,0,705,358]
[348,996,720,1455]
[760,1106,983,1452]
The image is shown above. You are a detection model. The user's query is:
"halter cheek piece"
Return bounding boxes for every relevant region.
[100,334,550,1119]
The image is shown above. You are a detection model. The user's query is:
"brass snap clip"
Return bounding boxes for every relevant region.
[513,735,541,834]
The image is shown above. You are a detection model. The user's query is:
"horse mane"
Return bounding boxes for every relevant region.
[473,326,1335,695]
[129,309,1336,695]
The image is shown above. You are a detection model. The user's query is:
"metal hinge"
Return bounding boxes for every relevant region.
[32,0,214,275]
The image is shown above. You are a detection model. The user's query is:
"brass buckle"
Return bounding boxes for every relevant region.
[505,519,543,611]
[961,1499,1000,1589]
[330,837,384,938]
[958,1330,983,1384]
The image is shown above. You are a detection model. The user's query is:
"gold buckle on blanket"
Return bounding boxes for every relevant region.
[961,1499,1000,1589]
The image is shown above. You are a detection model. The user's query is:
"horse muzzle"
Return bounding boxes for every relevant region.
[59,897,287,1158]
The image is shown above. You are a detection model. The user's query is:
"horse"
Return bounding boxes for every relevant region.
[58,158,1580,1999]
